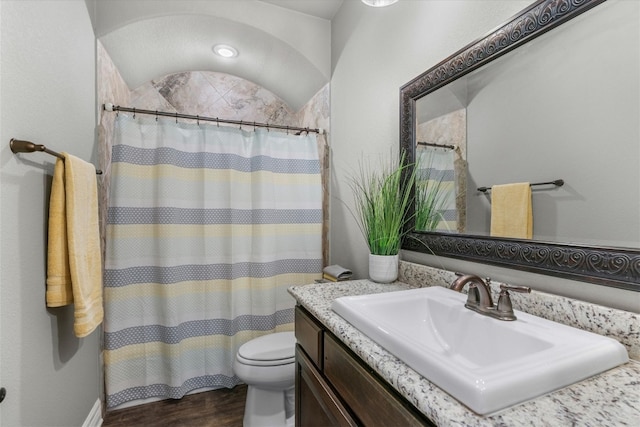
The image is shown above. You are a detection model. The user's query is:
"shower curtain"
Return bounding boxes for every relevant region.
[416,147,457,232]
[103,115,322,408]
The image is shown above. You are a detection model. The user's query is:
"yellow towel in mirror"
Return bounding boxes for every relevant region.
[490,182,532,239]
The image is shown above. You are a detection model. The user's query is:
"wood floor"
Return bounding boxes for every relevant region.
[102,385,247,427]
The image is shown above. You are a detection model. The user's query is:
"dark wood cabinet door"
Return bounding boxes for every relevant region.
[296,345,358,427]
[323,334,434,427]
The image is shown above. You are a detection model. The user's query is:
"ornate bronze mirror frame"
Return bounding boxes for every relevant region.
[400,0,639,291]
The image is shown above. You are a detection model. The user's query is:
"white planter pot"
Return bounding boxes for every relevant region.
[368,253,399,283]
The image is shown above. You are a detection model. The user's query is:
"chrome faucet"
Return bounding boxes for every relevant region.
[450,274,531,321]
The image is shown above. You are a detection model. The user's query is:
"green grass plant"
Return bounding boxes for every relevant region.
[348,153,417,256]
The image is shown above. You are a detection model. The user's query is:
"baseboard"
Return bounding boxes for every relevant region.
[82,399,103,427]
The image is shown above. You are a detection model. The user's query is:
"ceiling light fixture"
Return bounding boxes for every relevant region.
[361,0,399,7]
[212,44,238,58]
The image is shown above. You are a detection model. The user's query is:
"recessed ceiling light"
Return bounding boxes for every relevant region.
[361,0,399,6]
[212,44,238,58]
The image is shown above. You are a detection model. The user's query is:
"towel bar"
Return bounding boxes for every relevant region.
[10,139,103,174]
[477,179,564,193]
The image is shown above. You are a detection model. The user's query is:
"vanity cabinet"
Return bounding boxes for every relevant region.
[295,306,434,427]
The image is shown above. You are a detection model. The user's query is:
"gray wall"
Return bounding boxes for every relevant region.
[1,1,101,425]
[330,0,640,312]
[465,0,639,248]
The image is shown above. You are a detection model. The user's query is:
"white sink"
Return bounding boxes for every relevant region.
[330,286,628,415]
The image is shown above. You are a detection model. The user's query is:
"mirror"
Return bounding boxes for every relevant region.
[400,0,640,291]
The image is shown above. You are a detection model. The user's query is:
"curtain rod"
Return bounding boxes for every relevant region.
[417,141,456,150]
[9,139,103,174]
[104,103,324,135]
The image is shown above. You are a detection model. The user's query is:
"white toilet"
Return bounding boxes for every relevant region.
[233,331,297,427]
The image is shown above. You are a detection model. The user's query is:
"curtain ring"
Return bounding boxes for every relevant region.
[197,115,200,126]
[155,110,158,122]
[175,112,178,124]
[253,122,256,132]
[286,126,290,135]
[133,107,136,119]
[216,117,219,127]
[239,120,243,130]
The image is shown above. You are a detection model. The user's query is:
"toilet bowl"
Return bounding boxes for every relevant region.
[233,331,296,427]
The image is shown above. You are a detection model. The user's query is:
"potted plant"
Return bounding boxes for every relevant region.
[348,152,416,283]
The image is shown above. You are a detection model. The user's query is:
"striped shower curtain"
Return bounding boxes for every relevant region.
[416,147,457,232]
[103,114,322,408]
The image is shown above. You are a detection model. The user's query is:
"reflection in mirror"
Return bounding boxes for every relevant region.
[414,84,467,234]
[401,0,640,290]
[414,0,638,247]
[414,143,464,233]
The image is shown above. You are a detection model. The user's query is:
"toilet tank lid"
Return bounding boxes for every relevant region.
[238,331,296,361]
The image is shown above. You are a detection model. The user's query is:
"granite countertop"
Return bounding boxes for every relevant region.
[288,280,640,427]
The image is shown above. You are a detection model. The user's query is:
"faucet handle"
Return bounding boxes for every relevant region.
[499,284,531,293]
[496,284,531,321]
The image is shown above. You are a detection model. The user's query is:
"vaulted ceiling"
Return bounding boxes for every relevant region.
[92,0,344,111]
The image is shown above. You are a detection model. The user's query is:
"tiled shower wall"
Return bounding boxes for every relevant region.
[97,40,330,265]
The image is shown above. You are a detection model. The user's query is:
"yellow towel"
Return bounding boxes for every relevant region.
[46,158,73,307]
[46,154,103,337]
[490,182,533,239]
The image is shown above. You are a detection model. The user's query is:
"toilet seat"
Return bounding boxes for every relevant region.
[236,331,296,367]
